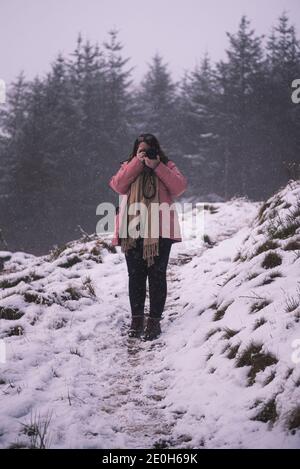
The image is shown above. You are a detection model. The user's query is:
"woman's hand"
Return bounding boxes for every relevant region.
[136,150,146,163]
[144,154,160,169]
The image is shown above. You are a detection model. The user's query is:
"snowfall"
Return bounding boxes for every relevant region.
[0,180,300,449]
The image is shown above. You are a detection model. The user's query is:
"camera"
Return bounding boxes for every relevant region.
[145,147,158,160]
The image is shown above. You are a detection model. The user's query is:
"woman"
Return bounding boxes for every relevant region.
[108,133,187,341]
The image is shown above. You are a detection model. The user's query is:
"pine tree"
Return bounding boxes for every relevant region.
[176,53,221,196]
[265,11,300,189]
[136,53,178,152]
[215,15,265,197]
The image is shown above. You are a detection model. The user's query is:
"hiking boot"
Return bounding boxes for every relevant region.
[128,315,144,338]
[142,316,162,341]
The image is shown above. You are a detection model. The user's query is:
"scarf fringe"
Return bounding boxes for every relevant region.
[143,240,159,267]
[120,236,136,254]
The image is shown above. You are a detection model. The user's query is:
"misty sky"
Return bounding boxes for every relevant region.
[1,0,300,88]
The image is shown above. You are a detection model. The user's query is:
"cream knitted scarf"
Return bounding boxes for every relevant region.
[120,164,160,267]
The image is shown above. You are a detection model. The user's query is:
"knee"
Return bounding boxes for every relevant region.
[128,269,147,281]
[148,264,167,279]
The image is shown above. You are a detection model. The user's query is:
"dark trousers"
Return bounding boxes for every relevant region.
[124,236,173,318]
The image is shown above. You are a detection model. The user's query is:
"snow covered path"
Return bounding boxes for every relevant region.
[0,215,205,449]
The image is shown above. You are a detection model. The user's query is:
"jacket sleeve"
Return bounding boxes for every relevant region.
[108,156,145,194]
[154,160,188,197]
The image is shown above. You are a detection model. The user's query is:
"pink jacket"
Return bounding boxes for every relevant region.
[108,156,188,246]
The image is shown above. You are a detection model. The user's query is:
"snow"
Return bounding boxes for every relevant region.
[0,180,299,449]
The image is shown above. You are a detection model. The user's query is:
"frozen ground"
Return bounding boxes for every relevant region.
[0,181,299,448]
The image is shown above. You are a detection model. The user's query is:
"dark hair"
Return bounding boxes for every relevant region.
[120,133,169,165]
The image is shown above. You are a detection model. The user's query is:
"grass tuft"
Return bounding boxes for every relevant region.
[250,299,271,314]
[226,343,240,359]
[252,398,278,424]
[253,317,267,330]
[287,406,300,433]
[236,342,278,386]
[254,240,280,256]
[0,306,24,320]
[261,252,282,269]
[205,328,222,340]
[223,327,240,339]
